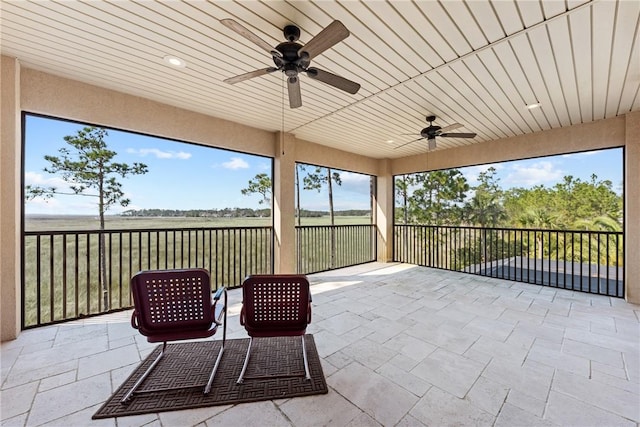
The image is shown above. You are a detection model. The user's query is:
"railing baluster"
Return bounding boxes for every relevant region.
[597,233,601,295]
[75,234,79,319]
[96,233,101,312]
[86,233,91,315]
[562,231,567,290]
[108,232,113,309]
[546,231,551,287]
[572,232,576,291]
[36,235,41,326]
[587,232,597,293]
[49,234,54,322]
[62,234,67,319]
[118,232,123,308]
[237,228,241,282]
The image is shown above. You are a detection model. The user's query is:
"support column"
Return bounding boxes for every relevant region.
[273,132,296,273]
[1,56,22,341]
[625,111,640,304]
[375,159,394,262]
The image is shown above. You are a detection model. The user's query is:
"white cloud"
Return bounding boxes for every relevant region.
[504,161,564,187]
[24,171,90,195]
[561,151,598,158]
[25,194,99,215]
[340,171,370,184]
[127,148,191,159]
[24,171,106,215]
[222,157,249,170]
[24,171,67,187]
[338,171,371,193]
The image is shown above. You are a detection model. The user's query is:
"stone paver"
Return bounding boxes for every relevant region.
[409,387,495,426]
[327,361,418,426]
[1,263,638,426]
[545,390,637,427]
[411,348,486,398]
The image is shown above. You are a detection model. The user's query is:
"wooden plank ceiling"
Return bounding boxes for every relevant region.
[1,0,638,159]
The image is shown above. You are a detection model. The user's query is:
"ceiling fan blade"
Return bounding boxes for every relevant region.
[287,76,302,108]
[439,132,477,138]
[298,20,349,59]
[223,67,278,84]
[438,123,463,133]
[306,67,360,94]
[394,137,424,149]
[220,19,274,54]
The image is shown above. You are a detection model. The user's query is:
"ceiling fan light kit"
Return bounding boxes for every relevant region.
[221,19,361,108]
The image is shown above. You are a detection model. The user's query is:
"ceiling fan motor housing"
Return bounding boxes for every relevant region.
[421,125,441,138]
[275,41,303,62]
[275,36,311,75]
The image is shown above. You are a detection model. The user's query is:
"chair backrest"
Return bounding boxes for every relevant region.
[241,274,311,337]
[131,268,213,336]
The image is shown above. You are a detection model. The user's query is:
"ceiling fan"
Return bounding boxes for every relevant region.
[220,19,361,108]
[396,115,477,150]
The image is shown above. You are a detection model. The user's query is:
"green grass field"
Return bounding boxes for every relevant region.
[25,215,372,231]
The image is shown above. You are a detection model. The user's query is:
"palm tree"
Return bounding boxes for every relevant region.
[573,216,623,266]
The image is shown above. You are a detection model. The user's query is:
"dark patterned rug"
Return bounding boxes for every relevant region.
[93,335,327,419]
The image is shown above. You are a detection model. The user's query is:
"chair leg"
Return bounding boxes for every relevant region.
[205,294,227,394]
[236,336,310,384]
[204,342,225,394]
[301,335,311,381]
[121,342,167,404]
[236,337,253,384]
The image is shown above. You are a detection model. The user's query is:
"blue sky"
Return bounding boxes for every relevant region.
[23,115,372,215]
[24,115,622,215]
[459,148,623,194]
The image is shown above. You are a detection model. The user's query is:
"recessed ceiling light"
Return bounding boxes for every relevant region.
[526,102,542,110]
[163,55,186,68]
[386,140,394,144]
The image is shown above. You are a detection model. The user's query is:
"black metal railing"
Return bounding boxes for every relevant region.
[394,225,624,297]
[22,226,273,328]
[296,224,377,274]
[27,221,619,328]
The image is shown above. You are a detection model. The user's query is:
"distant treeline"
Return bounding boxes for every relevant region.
[121,208,370,218]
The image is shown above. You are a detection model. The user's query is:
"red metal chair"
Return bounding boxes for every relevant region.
[121,268,227,404]
[237,274,312,383]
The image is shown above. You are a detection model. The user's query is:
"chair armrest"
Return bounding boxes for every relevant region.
[239,305,246,326]
[212,287,227,326]
[213,287,225,301]
[131,310,139,330]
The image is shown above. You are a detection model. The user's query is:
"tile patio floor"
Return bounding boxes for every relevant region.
[1,262,639,426]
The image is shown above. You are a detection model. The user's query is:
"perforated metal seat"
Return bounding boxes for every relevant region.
[122,268,227,403]
[237,274,312,383]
